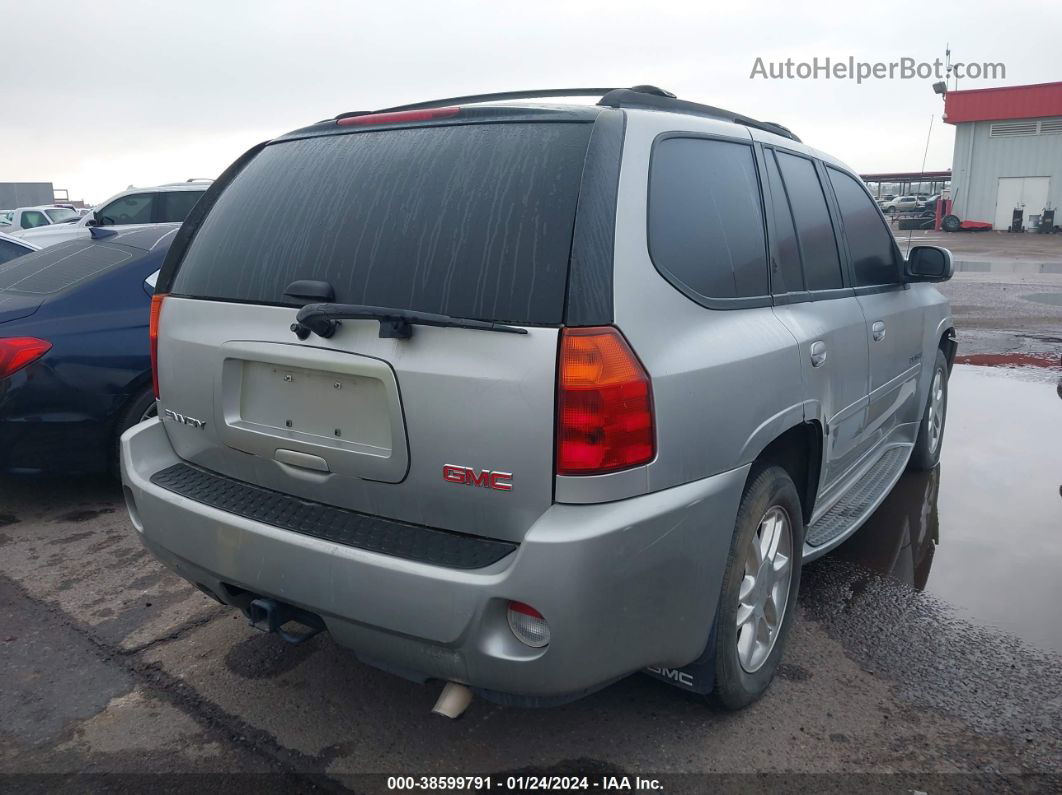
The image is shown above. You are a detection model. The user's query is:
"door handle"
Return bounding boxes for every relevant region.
[872,321,886,342]
[810,340,827,367]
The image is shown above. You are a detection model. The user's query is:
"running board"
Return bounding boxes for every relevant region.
[803,445,911,561]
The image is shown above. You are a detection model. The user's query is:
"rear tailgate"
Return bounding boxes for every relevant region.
[156,118,596,543]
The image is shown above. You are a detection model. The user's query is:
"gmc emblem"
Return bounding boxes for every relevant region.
[442,464,513,491]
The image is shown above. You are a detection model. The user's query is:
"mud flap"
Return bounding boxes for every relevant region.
[643,623,717,695]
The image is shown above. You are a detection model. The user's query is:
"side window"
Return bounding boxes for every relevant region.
[763,150,804,294]
[648,137,768,301]
[0,239,30,264]
[157,190,205,223]
[21,210,49,229]
[775,152,843,291]
[827,168,900,286]
[97,193,156,226]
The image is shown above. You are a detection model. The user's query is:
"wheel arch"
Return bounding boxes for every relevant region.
[938,325,958,374]
[746,421,823,525]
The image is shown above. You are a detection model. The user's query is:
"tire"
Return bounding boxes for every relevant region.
[942,214,961,233]
[711,465,804,710]
[110,386,157,477]
[908,349,949,471]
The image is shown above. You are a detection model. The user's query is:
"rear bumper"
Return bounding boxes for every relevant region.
[121,418,747,697]
[0,414,110,474]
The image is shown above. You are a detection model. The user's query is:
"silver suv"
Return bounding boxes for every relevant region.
[121,86,955,711]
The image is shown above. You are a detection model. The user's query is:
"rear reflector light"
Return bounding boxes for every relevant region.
[0,337,51,378]
[149,293,166,398]
[337,106,460,127]
[507,601,550,648]
[556,326,654,475]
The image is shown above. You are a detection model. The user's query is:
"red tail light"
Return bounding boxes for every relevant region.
[0,337,52,378]
[149,293,166,398]
[556,326,654,475]
[337,106,460,127]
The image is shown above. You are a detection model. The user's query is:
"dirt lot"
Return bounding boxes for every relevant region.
[1,262,1060,793]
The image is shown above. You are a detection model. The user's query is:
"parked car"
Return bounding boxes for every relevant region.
[0,205,82,236]
[121,86,955,713]
[17,180,211,248]
[883,195,924,214]
[0,224,178,475]
[0,231,39,264]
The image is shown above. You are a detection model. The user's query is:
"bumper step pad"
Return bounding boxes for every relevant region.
[150,463,517,570]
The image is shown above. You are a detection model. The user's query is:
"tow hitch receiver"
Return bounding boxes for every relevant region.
[247,598,325,645]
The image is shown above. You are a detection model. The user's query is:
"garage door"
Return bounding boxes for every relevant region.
[994,177,1051,230]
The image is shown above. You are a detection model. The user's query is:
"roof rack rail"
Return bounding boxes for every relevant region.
[597,88,800,142]
[334,85,800,142]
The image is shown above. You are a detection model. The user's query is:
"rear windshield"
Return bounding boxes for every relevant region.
[171,122,594,325]
[0,240,134,295]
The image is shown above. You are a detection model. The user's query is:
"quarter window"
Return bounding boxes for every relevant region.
[827,168,901,286]
[648,137,769,301]
[774,152,843,291]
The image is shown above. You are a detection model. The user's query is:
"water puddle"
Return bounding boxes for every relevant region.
[822,365,1062,653]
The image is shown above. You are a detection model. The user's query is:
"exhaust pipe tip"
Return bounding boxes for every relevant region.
[432,681,474,719]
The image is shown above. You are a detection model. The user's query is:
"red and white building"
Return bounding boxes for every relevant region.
[944,80,1062,229]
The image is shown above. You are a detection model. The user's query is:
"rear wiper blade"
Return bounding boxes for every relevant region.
[291,303,529,340]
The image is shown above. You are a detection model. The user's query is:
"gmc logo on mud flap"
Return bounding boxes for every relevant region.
[442,464,513,491]
[647,666,695,688]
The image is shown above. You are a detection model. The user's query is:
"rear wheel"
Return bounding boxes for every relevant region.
[111,386,157,477]
[908,349,949,471]
[712,465,804,710]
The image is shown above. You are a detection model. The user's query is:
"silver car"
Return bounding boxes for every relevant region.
[121,86,955,712]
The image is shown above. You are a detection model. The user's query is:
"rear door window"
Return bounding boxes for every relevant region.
[171,123,593,325]
[763,149,804,294]
[774,152,843,291]
[648,136,768,301]
[157,190,205,223]
[826,167,901,286]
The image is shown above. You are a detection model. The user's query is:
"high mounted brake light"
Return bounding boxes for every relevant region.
[0,337,52,379]
[556,326,655,476]
[337,106,460,127]
[149,294,166,398]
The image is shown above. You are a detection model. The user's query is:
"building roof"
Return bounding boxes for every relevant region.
[859,170,951,182]
[943,81,1062,124]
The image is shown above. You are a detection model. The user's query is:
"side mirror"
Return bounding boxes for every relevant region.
[905,245,953,282]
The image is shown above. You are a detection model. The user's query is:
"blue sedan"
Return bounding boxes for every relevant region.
[0,224,178,474]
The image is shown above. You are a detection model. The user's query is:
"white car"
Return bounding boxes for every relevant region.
[0,205,82,237]
[883,195,924,214]
[0,230,40,264]
[17,180,212,248]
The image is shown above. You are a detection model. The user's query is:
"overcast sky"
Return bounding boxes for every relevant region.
[3,1,1058,204]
